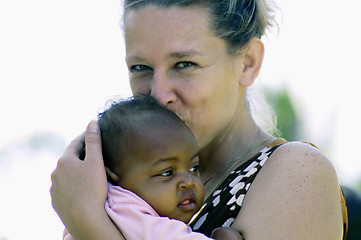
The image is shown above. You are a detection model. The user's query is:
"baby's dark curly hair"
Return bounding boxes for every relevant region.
[97,95,191,179]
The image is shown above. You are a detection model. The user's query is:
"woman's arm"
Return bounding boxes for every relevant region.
[50,121,125,240]
[232,142,343,239]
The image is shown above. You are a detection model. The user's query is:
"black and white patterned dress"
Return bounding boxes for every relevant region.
[189,145,282,237]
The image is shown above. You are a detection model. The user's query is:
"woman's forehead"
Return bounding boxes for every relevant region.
[123,5,211,38]
[123,3,209,21]
[123,6,219,60]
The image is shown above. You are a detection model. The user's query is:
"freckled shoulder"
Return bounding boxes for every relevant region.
[232,141,343,239]
[267,141,334,171]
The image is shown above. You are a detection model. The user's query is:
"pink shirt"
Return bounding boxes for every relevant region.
[63,184,212,240]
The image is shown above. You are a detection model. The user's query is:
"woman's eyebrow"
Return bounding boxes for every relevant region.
[125,55,145,62]
[168,51,204,59]
[125,51,204,63]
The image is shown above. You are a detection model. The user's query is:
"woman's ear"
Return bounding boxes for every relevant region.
[105,167,120,184]
[238,38,265,87]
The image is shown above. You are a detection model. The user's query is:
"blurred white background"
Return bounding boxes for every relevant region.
[0,0,360,239]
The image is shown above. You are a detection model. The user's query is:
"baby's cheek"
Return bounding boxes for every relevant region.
[148,192,174,215]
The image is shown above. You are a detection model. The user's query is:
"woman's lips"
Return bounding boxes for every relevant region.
[174,112,185,122]
[171,111,188,124]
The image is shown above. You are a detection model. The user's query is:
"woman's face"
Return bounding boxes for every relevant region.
[124,6,244,150]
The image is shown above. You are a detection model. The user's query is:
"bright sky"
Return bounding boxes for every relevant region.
[0,0,360,239]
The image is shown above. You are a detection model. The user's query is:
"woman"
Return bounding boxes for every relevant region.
[51,0,347,239]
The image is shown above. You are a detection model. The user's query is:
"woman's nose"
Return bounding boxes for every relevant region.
[150,71,176,106]
[177,173,195,190]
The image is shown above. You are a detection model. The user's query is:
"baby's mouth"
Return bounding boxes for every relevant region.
[178,195,196,211]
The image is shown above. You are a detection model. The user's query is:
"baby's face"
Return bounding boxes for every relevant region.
[119,123,204,223]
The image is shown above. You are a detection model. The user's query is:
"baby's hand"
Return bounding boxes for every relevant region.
[211,227,244,240]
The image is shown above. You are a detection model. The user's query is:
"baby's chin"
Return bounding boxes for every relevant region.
[178,209,203,224]
[164,211,196,224]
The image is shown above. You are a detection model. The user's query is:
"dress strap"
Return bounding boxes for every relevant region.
[267,138,287,147]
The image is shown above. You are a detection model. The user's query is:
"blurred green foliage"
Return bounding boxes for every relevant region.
[357,180,361,192]
[265,87,300,141]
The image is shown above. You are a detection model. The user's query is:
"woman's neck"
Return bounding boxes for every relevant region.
[199,109,275,197]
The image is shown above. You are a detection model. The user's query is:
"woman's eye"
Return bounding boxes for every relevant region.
[176,61,195,69]
[130,64,152,72]
[159,169,174,177]
[189,164,200,173]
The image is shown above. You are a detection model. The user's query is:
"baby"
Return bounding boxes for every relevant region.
[64,95,242,240]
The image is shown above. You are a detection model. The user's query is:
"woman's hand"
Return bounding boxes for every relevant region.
[51,121,124,239]
[211,227,244,240]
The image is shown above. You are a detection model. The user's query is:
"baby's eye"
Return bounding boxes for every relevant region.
[130,64,152,72]
[159,169,174,177]
[175,61,195,69]
[189,164,200,173]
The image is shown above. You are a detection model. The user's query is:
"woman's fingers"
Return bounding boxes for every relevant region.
[50,131,85,217]
[50,121,108,230]
[83,120,108,200]
[84,121,103,165]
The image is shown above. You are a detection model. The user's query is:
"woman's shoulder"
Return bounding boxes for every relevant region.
[263,140,339,192]
[232,140,343,239]
[267,140,336,174]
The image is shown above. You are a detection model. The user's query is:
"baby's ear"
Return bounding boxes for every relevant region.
[105,167,120,184]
